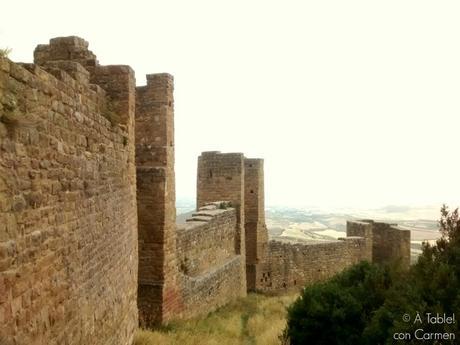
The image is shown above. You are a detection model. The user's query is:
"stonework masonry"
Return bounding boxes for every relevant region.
[136,74,182,327]
[0,37,137,345]
[177,203,246,318]
[357,220,411,268]
[262,237,369,292]
[193,151,411,294]
[1,36,412,344]
[196,152,247,293]
[244,158,269,291]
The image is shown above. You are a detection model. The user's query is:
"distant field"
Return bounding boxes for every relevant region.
[263,205,442,263]
[134,293,297,345]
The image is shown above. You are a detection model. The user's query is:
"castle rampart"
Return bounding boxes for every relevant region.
[350,220,411,268]
[177,204,238,277]
[176,202,246,318]
[0,37,137,345]
[263,237,368,291]
[1,37,413,343]
[346,220,373,261]
[196,152,411,294]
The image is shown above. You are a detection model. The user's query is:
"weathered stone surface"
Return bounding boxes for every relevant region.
[194,153,410,295]
[0,37,137,345]
[244,158,269,291]
[261,238,365,291]
[1,36,413,343]
[196,151,247,294]
[178,206,238,277]
[176,206,245,319]
[349,220,411,268]
[136,73,182,326]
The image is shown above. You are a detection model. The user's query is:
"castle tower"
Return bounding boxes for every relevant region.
[244,159,269,291]
[346,220,373,261]
[346,220,411,268]
[196,151,247,293]
[136,74,182,326]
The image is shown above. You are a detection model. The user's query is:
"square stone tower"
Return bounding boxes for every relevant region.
[196,151,247,293]
[136,74,182,326]
[196,152,271,293]
[244,159,269,291]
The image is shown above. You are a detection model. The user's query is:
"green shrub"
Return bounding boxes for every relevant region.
[284,261,397,345]
[0,47,12,58]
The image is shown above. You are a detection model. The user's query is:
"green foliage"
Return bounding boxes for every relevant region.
[285,262,398,345]
[218,201,232,209]
[285,205,460,345]
[102,99,120,126]
[0,47,12,58]
[0,92,19,125]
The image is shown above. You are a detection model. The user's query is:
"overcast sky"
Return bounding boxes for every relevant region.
[2,1,460,208]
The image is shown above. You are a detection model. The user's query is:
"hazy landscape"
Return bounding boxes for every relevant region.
[178,198,442,263]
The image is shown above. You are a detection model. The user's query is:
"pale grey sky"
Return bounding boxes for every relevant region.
[2,0,460,208]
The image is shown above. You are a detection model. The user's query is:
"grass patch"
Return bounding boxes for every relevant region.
[102,98,120,127]
[134,292,298,345]
[0,48,11,58]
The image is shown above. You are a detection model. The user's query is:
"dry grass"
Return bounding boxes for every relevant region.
[0,47,11,58]
[134,292,298,345]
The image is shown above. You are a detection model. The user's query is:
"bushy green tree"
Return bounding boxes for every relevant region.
[285,261,399,344]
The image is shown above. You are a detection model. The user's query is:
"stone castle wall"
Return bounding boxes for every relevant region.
[1,36,414,343]
[0,37,137,345]
[361,220,411,268]
[261,237,369,292]
[195,152,411,295]
[346,220,374,260]
[177,205,238,277]
[177,203,245,318]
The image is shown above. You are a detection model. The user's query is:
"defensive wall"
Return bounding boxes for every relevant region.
[194,151,411,294]
[347,219,411,268]
[0,37,138,345]
[0,36,412,344]
[177,202,246,319]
